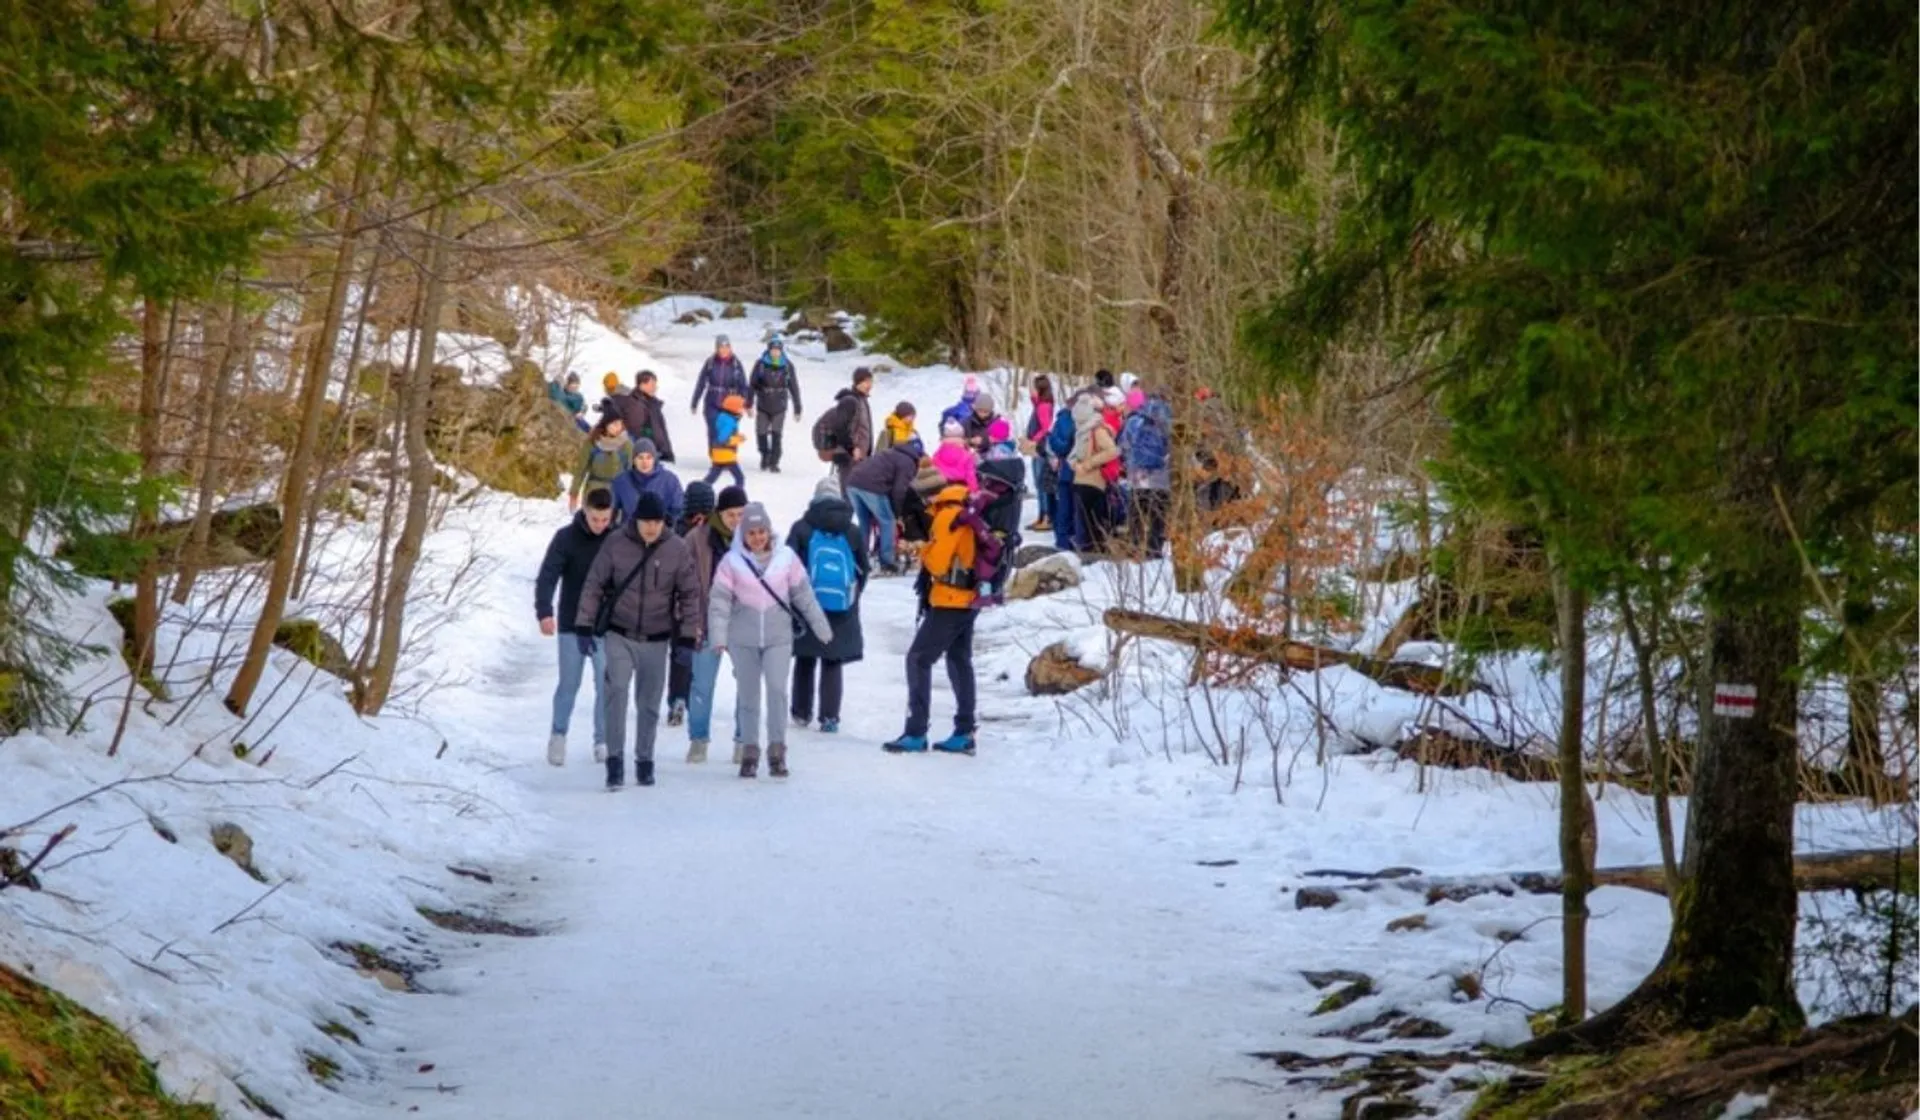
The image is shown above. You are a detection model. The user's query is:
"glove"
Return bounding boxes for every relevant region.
[576,633,597,657]
[671,638,695,667]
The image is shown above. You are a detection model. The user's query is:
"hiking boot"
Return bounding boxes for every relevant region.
[635,760,656,786]
[1027,517,1051,532]
[739,744,760,779]
[686,739,709,764]
[592,741,608,763]
[819,718,839,734]
[605,757,625,789]
[883,734,929,754]
[768,744,789,778]
[667,700,687,728]
[546,733,566,767]
[933,733,976,755]
[791,713,811,730]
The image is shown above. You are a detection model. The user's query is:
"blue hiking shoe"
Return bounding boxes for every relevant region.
[819,718,840,734]
[883,734,928,754]
[932,733,976,755]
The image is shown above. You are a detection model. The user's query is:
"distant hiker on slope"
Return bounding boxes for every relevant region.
[748,335,802,472]
[569,414,631,512]
[690,334,750,448]
[681,485,748,764]
[703,395,749,490]
[603,369,676,464]
[612,438,685,527]
[786,477,869,734]
[535,488,616,767]
[707,503,832,779]
[575,491,702,790]
[549,373,589,431]
[884,481,1001,756]
[813,366,875,494]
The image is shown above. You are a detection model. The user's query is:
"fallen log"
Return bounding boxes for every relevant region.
[1295,847,1916,905]
[1102,608,1473,696]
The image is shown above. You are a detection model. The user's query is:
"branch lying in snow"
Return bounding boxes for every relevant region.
[210,880,289,935]
[1294,847,1918,905]
[0,825,76,891]
[1,754,363,840]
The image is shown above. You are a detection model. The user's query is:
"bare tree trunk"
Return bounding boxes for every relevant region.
[1551,563,1591,1025]
[173,287,251,605]
[130,299,172,692]
[225,81,382,716]
[293,240,386,601]
[358,208,451,716]
[1123,78,1195,384]
[1619,578,1681,898]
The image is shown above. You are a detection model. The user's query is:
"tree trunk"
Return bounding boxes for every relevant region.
[358,208,451,716]
[292,240,385,602]
[130,299,171,693]
[1619,579,1681,898]
[1551,564,1591,1024]
[173,288,250,605]
[224,82,382,716]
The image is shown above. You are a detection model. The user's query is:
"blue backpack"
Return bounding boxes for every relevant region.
[807,530,857,613]
[1128,400,1171,472]
[1046,408,1076,458]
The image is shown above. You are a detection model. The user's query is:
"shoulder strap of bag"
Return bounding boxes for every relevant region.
[740,554,803,626]
[594,541,655,634]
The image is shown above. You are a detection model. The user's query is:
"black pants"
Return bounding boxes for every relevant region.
[1129,488,1169,558]
[790,656,843,722]
[668,656,691,706]
[756,410,786,468]
[905,607,975,738]
[1074,484,1114,554]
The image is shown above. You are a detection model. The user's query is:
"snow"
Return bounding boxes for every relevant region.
[1717,1090,1771,1119]
[2,293,1912,1119]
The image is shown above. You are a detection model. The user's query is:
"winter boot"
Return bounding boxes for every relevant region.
[667,699,686,728]
[547,733,566,767]
[686,739,709,764]
[739,744,760,779]
[933,732,977,755]
[635,760,656,786]
[791,713,811,730]
[768,744,789,778]
[883,734,929,754]
[604,756,625,791]
[819,718,839,734]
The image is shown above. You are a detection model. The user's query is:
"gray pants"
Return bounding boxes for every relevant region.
[604,633,670,764]
[729,642,792,749]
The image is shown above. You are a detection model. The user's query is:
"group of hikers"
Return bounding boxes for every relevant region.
[538,334,1199,790]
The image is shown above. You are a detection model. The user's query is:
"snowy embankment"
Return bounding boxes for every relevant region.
[2,295,1911,1119]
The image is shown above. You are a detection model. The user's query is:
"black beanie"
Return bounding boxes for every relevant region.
[716,485,749,514]
[683,481,716,517]
[633,491,667,522]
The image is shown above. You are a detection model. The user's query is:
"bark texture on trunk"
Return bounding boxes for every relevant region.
[1552,566,1590,1025]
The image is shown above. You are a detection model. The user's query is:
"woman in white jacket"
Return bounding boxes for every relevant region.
[707,503,832,778]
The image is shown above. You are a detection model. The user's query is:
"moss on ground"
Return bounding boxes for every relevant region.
[0,964,215,1119]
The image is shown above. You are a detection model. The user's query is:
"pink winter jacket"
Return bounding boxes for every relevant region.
[931,441,980,493]
[707,540,832,651]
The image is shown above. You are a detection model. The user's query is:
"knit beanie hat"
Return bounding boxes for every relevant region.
[813,476,842,503]
[988,417,1011,443]
[716,485,749,513]
[682,481,715,518]
[941,419,965,439]
[602,372,620,390]
[632,437,657,459]
[893,401,917,419]
[633,491,667,522]
[972,393,995,415]
[740,502,773,539]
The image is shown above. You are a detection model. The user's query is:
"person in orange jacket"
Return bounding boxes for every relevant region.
[883,482,1000,755]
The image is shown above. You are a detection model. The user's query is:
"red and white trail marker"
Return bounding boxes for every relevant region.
[1712,683,1757,719]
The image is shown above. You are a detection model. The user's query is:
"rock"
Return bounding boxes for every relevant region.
[210,822,263,881]
[1007,553,1081,601]
[675,308,714,326]
[273,620,357,685]
[821,323,858,352]
[1024,642,1103,696]
[1385,912,1430,933]
[1352,1098,1423,1119]
[366,968,410,992]
[1295,887,1341,910]
[784,308,829,333]
[1386,1016,1451,1040]
[720,302,747,319]
[1302,969,1373,990]
[1452,972,1483,1001]
[1013,543,1059,569]
[58,503,283,582]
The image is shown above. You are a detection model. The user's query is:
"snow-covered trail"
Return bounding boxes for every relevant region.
[389,492,1280,1118]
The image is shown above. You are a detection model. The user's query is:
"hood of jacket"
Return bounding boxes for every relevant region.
[834,386,863,405]
[883,412,917,446]
[1071,394,1104,432]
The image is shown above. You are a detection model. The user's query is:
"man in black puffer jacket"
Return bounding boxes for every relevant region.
[534,488,616,768]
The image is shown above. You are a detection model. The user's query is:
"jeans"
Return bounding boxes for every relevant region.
[686,646,723,742]
[1031,456,1054,521]
[703,462,746,489]
[551,633,606,743]
[791,656,843,723]
[847,487,896,568]
[1053,466,1082,551]
[904,607,976,738]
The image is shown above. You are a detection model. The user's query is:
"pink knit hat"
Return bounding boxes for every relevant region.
[1125,388,1146,411]
[988,416,1011,443]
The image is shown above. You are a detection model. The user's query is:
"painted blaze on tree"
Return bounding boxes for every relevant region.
[1221,0,1917,1037]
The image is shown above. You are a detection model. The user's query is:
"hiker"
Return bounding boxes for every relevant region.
[535,488,616,767]
[749,335,803,472]
[601,371,625,399]
[814,366,875,493]
[707,502,833,779]
[607,370,676,464]
[787,478,869,734]
[666,481,716,725]
[549,373,589,431]
[569,414,631,511]
[1024,375,1057,532]
[681,485,747,763]
[961,392,996,453]
[939,374,982,433]
[875,401,917,452]
[1046,388,1087,552]
[1069,392,1121,554]
[611,437,685,527]
[846,433,922,574]
[1120,388,1174,558]
[574,491,702,790]
[689,334,750,447]
[931,420,979,493]
[883,481,1001,755]
[703,394,748,489]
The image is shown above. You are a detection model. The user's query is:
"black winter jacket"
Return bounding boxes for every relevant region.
[845,444,921,508]
[786,497,869,664]
[535,513,613,634]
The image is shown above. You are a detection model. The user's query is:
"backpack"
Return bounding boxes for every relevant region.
[586,443,629,485]
[1046,409,1076,458]
[806,530,857,613]
[811,407,845,460]
[1128,403,1171,473]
